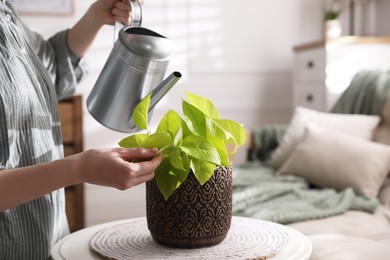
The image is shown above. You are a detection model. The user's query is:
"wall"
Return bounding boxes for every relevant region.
[335,0,390,36]
[16,0,388,226]
[375,0,390,35]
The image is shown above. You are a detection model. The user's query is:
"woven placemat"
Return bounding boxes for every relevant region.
[89,217,288,260]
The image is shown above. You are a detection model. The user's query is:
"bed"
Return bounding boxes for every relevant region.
[232,69,390,260]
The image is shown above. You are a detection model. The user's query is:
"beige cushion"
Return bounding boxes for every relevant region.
[373,95,390,201]
[378,176,390,207]
[268,107,381,170]
[373,94,390,145]
[277,124,390,197]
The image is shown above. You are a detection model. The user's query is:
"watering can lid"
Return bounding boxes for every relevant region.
[119,27,172,60]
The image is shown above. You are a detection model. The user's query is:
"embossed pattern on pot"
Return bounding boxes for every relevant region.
[146,166,232,248]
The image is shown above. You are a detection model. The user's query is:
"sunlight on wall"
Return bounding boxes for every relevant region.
[187,0,223,71]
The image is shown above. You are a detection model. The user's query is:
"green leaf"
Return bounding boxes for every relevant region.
[190,158,216,185]
[180,118,194,139]
[205,119,230,145]
[324,10,340,21]
[156,110,181,139]
[180,135,221,165]
[118,134,148,148]
[141,131,173,149]
[182,100,207,137]
[155,159,190,200]
[185,92,220,119]
[214,119,247,148]
[132,93,151,130]
[169,146,185,170]
[207,134,229,166]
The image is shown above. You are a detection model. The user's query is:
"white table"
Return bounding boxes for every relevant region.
[51,217,312,260]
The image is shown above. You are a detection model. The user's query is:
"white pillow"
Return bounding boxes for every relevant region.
[378,175,390,207]
[268,107,381,169]
[276,124,390,197]
[373,94,390,145]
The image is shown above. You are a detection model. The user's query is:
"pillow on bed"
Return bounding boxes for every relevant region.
[276,124,390,197]
[378,176,390,207]
[373,94,390,145]
[268,106,381,170]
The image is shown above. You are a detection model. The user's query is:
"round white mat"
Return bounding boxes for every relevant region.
[89,217,288,260]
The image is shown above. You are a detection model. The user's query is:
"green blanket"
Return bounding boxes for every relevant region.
[331,69,390,115]
[232,162,378,224]
[232,69,390,224]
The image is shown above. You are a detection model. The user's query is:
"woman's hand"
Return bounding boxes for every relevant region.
[0,147,161,211]
[71,147,162,190]
[67,0,143,58]
[93,0,142,27]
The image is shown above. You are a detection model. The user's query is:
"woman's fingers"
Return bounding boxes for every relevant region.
[128,153,163,174]
[118,147,159,161]
[112,0,132,25]
[119,153,163,189]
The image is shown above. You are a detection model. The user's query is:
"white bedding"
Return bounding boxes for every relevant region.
[288,205,390,260]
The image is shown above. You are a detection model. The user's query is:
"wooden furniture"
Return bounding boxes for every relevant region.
[58,95,85,233]
[292,36,390,111]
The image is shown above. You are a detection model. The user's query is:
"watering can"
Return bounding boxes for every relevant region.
[87,0,181,133]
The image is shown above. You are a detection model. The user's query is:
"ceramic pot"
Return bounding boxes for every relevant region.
[146,166,232,248]
[325,19,342,39]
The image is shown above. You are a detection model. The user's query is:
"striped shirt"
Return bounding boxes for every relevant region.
[0,1,87,259]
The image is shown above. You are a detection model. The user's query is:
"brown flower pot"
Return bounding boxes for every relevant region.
[146,166,232,248]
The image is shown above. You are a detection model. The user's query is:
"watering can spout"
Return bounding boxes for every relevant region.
[128,71,182,130]
[149,71,182,109]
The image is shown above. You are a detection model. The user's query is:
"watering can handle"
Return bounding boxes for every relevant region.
[114,0,143,42]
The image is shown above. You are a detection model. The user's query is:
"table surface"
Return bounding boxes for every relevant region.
[51,216,312,260]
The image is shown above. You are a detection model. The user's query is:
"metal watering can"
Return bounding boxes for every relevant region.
[87,0,181,133]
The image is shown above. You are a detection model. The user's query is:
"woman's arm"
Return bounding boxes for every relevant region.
[67,0,133,58]
[0,147,162,211]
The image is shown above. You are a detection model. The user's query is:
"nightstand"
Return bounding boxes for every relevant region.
[293,36,390,111]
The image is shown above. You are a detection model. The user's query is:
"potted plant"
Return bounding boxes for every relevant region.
[324,0,342,39]
[324,9,340,21]
[118,91,246,248]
